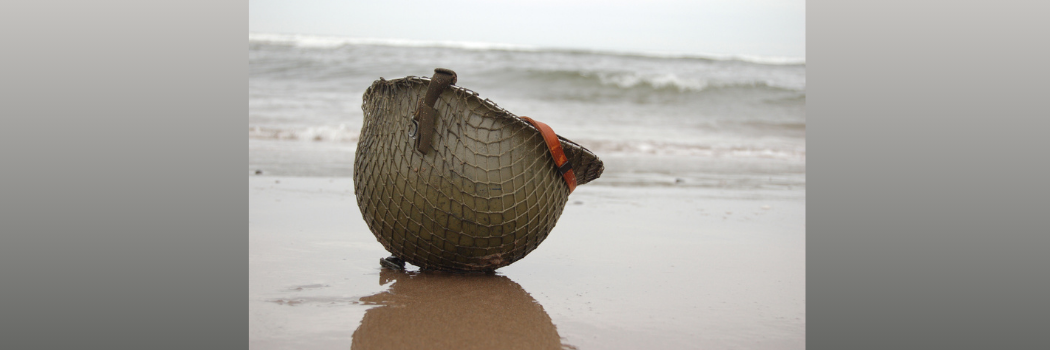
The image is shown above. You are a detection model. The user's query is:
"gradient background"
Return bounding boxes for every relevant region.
[3,1,1049,349]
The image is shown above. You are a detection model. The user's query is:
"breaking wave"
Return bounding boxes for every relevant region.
[586,71,802,92]
[577,139,805,161]
[248,32,804,66]
[514,69,804,95]
[249,125,359,143]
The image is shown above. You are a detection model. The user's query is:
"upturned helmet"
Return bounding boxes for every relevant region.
[355,69,603,271]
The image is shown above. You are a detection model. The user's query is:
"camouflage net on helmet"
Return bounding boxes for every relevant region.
[354,76,603,271]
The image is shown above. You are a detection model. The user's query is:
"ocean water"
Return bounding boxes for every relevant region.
[248,33,805,191]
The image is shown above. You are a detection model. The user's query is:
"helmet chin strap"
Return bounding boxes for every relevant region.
[519,116,577,194]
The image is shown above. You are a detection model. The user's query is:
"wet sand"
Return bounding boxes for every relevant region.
[249,176,805,349]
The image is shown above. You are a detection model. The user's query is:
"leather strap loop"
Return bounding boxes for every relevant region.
[519,116,577,194]
[413,68,456,155]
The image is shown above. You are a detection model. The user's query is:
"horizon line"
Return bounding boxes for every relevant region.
[248,32,806,66]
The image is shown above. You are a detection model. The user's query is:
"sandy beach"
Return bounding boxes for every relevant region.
[249,176,805,349]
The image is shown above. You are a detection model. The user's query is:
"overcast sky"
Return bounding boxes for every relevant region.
[249,0,805,59]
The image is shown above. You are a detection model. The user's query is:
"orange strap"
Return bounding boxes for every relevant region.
[520,116,577,193]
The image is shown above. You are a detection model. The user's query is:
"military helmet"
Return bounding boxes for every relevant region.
[354,68,604,271]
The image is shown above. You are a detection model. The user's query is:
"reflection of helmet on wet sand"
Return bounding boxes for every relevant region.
[351,270,567,350]
[355,69,603,271]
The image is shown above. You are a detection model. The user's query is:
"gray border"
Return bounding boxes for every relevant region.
[1,2,243,349]
[809,1,1049,349]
